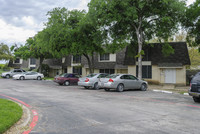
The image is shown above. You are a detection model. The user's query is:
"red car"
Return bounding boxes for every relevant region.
[54,73,79,86]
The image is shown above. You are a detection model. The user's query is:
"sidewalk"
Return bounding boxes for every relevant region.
[148,84,190,95]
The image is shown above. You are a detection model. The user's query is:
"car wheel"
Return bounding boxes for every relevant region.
[37,76,42,80]
[117,84,124,92]
[141,83,147,91]
[6,74,10,79]
[104,88,110,91]
[84,86,89,89]
[64,81,70,86]
[193,97,200,102]
[94,82,99,90]
[20,76,25,80]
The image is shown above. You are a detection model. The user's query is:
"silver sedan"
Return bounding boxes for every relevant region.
[78,73,108,89]
[13,72,44,80]
[98,74,148,92]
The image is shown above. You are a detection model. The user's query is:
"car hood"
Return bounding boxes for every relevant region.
[2,72,11,75]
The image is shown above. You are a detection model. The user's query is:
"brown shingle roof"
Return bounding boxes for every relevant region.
[124,42,191,65]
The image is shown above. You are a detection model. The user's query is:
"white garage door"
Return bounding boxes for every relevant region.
[165,69,176,84]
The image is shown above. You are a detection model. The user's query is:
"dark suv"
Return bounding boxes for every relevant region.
[54,73,79,86]
[189,72,200,102]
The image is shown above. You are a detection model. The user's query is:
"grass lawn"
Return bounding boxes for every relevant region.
[0,99,23,134]
[44,77,54,80]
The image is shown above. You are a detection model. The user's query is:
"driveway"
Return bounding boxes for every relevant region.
[0,79,199,134]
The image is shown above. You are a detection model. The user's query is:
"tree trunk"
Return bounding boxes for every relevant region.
[136,28,143,80]
[83,54,93,74]
[91,53,95,73]
[38,56,44,73]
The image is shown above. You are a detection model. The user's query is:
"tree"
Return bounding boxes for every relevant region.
[184,0,200,49]
[88,0,186,79]
[11,31,53,73]
[0,43,13,60]
[44,8,105,73]
[188,47,200,69]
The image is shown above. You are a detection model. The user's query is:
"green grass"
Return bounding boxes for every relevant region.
[0,99,23,133]
[44,77,54,80]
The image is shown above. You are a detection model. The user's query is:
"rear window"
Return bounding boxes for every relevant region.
[106,74,119,78]
[86,74,97,78]
[59,73,67,77]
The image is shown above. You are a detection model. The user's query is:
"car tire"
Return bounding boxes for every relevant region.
[6,74,10,79]
[20,76,25,80]
[104,88,110,91]
[84,86,89,89]
[117,84,124,92]
[37,76,42,80]
[193,97,200,102]
[141,83,147,91]
[94,82,99,90]
[64,81,70,86]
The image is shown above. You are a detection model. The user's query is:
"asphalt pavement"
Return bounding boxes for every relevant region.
[0,79,199,134]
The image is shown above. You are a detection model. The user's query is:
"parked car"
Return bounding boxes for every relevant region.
[189,72,200,102]
[98,74,148,92]
[78,73,108,89]
[1,69,26,78]
[13,71,44,80]
[54,73,79,86]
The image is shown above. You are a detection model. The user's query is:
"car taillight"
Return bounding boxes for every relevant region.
[85,78,89,82]
[108,79,114,82]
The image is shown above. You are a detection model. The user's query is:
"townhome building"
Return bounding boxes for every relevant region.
[9,42,190,85]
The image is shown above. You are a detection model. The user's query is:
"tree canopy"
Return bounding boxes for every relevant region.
[88,0,186,79]
[0,43,13,61]
[184,0,200,49]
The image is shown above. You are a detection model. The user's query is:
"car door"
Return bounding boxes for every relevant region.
[24,72,31,79]
[128,75,140,89]
[120,75,130,89]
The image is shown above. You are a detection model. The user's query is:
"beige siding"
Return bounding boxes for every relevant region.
[116,69,128,74]
[128,66,136,76]
[67,66,73,73]
[176,66,186,85]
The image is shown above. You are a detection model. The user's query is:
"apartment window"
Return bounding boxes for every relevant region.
[100,53,109,61]
[73,55,81,63]
[136,65,152,79]
[14,58,20,64]
[73,67,82,75]
[99,69,115,74]
[30,58,36,65]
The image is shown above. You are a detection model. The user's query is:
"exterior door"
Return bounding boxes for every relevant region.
[165,69,176,84]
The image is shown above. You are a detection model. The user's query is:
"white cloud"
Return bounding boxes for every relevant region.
[0,18,36,45]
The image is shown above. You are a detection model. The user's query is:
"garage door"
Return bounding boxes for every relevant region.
[165,69,176,84]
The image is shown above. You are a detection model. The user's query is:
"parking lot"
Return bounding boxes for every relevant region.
[0,79,199,134]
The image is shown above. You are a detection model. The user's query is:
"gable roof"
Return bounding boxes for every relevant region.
[124,42,191,65]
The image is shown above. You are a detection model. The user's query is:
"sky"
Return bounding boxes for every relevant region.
[0,0,196,64]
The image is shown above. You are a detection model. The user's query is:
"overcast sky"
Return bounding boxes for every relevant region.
[0,0,196,64]
[0,0,90,47]
[0,0,196,47]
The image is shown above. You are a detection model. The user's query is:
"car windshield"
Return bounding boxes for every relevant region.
[86,74,97,78]
[59,73,67,77]
[106,74,119,78]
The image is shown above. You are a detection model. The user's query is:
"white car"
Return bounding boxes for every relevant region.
[13,72,44,80]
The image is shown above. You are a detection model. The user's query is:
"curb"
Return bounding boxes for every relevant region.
[0,94,38,134]
[152,89,189,96]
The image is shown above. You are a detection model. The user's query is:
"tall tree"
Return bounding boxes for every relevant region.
[88,0,186,79]
[0,43,13,60]
[184,0,200,49]
[11,32,53,73]
[44,8,105,73]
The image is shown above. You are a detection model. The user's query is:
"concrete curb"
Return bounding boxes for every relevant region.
[4,104,32,134]
[152,89,189,96]
[0,94,38,134]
